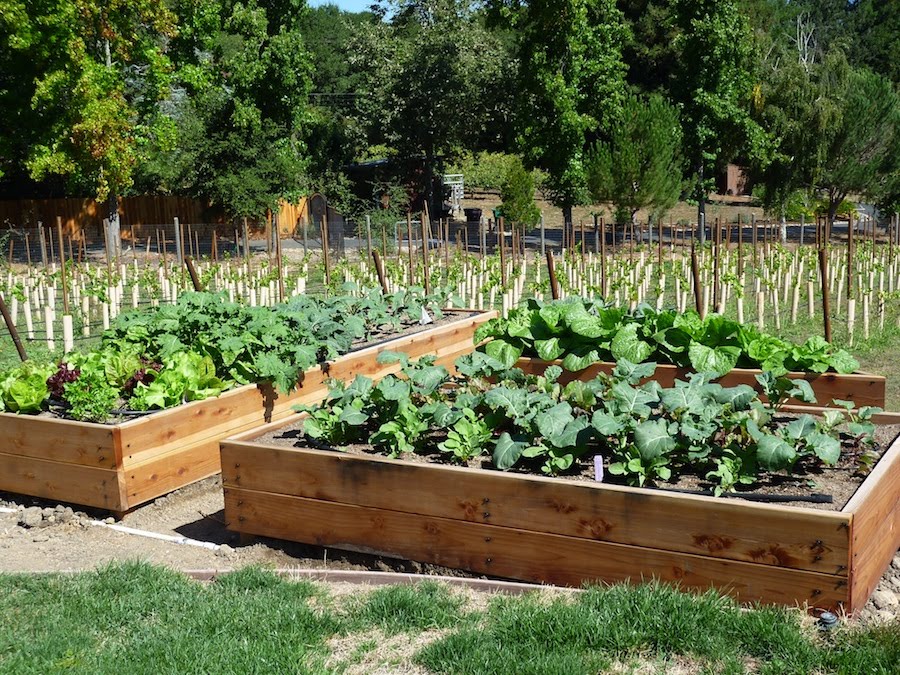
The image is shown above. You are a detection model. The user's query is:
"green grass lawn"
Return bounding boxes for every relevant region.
[1,563,897,674]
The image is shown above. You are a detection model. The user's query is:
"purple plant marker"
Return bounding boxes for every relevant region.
[593,455,604,482]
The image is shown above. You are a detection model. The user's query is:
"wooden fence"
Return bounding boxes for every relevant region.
[0,196,309,240]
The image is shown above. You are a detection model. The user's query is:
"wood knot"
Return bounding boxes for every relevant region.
[579,518,613,539]
[693,534,734,553]
[547,498,577,514]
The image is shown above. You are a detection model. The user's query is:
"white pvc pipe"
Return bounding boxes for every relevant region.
[0,506,219,551]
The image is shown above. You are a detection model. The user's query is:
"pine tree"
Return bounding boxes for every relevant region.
[586,94,683,225]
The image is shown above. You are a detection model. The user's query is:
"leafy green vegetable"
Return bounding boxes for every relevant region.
[477,299,860,377]
[294,354,866,494]
[0,362,54,413]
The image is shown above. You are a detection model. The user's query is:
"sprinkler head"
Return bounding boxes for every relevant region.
[817,611,839,630]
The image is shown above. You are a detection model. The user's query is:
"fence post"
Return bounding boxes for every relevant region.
[173,216,184,264]
[38,221,48,269]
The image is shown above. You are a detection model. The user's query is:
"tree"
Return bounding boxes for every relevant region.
[669,0,766,237]
[500,157,540,229]
[350,0,514,213]
[495,0,629,228]
[813,65,900,226]
[755,47,900,230]
[852,0,900,86]
[586,93,683,225]
[157,0,314,218]
[0,0,176,226]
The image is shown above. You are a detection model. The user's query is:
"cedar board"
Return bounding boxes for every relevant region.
[0,310,495,513]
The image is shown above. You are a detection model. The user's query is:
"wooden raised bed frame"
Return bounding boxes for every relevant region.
[515,357,887,409]
[0,310,496,514]
[222,409,900,614]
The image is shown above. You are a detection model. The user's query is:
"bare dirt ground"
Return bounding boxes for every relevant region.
[1,475,897,625]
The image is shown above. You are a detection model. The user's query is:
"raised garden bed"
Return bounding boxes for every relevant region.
[221,397,900,615]
[478,298,884,409]
[0,309,496,514]
[515,357,887,409]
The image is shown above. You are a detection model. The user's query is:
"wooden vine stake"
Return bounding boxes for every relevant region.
[372,250,389,294]
[600,217,607,298]
[184,256,203,292]
[0,292,27,361]
[405,212,415,286]
[546,250,560,300]
[56,217,73,353]
[420,211,431,295]
[274,222,285,302]
[321,213,332,290]
[690,242,703,318]
[499,217,508,286]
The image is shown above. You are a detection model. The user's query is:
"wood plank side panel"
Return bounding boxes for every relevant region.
[124,439,222,508]
[517,359,887,409]
[220,443,850,575]
[118,385,265,468]
[0,413,117,468]
[847,439,900,613]
[224,487,849,611]
[0,452,125,511]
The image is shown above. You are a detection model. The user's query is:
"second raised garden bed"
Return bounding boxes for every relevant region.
[221,397,900,614]
[514,358,887,409]
[0,309,496,514]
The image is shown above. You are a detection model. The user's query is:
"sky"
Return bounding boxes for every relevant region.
[309,0,373,12]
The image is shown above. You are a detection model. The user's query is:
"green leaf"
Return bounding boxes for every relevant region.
[547,416,591,449]
[591,411,622,436]
[806,432,841,465]
[484,386,528,417]
[484,339,524,369]
[687,343,740,377]
[713,385,756,411]
[612,360,657,384]
[610,323,653,364]
[633,419,676,460]
[376,377,410,401]
[566,309,606,339]
[561,380,596,408]
[828,349,859,374]
[788,379,816,403]
[420,402,460,426]
[493,433,525,470]
[784,415,817,440]
[830,399,856,411]
[535,337,565,361]
[610,381,657,417]
[756,435,797,472]
[376,351,409,366]
[561,348,600,372]
[536,402,574,439]
[338,406,368,426]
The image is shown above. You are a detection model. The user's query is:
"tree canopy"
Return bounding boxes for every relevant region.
[0,0,898,224]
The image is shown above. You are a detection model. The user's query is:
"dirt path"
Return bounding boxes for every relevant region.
[1,477,897,624]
